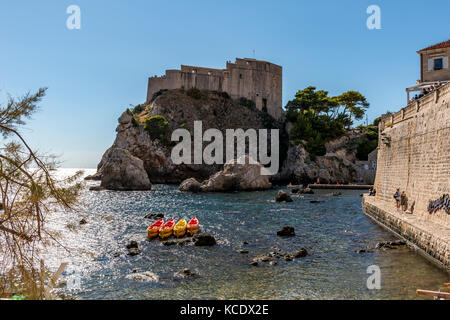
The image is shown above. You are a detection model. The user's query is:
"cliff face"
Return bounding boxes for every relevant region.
[92,89,284,184]
[90,89,375,187]
[276,131,372,184]
[374,83,450,226]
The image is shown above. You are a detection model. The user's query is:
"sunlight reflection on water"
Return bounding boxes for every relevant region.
[43,169,449,300]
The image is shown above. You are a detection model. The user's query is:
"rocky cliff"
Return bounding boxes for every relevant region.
[89,89,374,189]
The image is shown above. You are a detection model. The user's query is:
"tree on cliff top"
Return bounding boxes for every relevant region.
[0,88,83,299]
[286,86,370,158]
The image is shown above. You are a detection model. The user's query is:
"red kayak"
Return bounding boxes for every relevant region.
[187,217,199,235]
[159,219,175,239]
[147,218,164,239]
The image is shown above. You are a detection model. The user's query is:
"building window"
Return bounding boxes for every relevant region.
[434,58,443,70]
[239,74,243,79]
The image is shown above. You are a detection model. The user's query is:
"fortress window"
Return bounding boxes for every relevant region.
[434,58,443,70]
[239,74,243,79]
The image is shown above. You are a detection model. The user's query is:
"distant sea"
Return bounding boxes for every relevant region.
[43,168,449,300]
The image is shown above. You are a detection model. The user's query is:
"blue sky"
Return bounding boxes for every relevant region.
[0,0,449,168]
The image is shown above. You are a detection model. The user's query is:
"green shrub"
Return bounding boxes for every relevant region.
[144,115,169,144]
[356,137,378,160]
[132,104,145,114]
[187,88,202,99]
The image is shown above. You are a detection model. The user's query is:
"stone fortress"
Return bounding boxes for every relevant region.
[146,58,283,119]
[363,39,450,269]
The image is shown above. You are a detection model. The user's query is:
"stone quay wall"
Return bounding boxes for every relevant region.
[362,82,450,269]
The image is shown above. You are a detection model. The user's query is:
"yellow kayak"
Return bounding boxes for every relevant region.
[173,218,187,238]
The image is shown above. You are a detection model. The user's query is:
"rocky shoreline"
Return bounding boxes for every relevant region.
[87,89,376,191]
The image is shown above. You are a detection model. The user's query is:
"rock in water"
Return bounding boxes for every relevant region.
[275,190,293,202]
[193,233,216,246]
[277,226,295,237]
[126,241,139,249]
[290,248,308,258]
[301,188,314,194]
[174,268,197,279]
[179,178,201,193]
[200,155,272,192]
[144,213,164,219]
[100,148,152,191]
[126,271,159,282]
[127,248,141,256]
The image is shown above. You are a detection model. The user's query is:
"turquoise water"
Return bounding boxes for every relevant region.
[47,169,449,300]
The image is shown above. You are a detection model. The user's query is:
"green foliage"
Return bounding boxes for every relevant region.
[144,115,169,144]
[286,86,370,159]
[187,87,202,99]
[355,124,378,160]
[372,116,382,127]
[132,104,145,114]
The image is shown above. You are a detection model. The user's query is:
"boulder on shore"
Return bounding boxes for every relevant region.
[100,148,152,191]
[275,190,293,202]
[277,226,295,237]
[200,155,272,192]
[179,178,202,193]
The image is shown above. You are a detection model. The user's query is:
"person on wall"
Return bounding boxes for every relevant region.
[394,189,401,209]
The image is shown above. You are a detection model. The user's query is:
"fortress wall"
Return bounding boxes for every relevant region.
[374,83,450,227]
[146,58,283,119]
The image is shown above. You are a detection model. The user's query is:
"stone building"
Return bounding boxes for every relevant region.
[406,39,450,102]
[146,58,283,119]
[418,39,450,82]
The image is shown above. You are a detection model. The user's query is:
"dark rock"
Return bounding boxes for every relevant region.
[113,252,121,258]
[242,241,249,245]
[291,248,308,258]
[193,233,216,246]
[285,256,293,261]
[89,186,105,191]
[162,238,192,246]
[126,241,139,249]
[291,187,300,194]
[127,248,141,256]
[174,268,197,279]
[331,192,342,196]
[250,261,258,266]
[85,172,102,181]
[310,200,324,204]
[277,226,295,237]
[299,188,314,194]
[238,249,249,254]
[144,213,164,219]
[275,190,293,203]
[179,178,202,193]
[79,218,87,225]
[375,240,406,249]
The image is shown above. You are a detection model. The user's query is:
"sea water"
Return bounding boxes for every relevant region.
[43,169,449,300]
